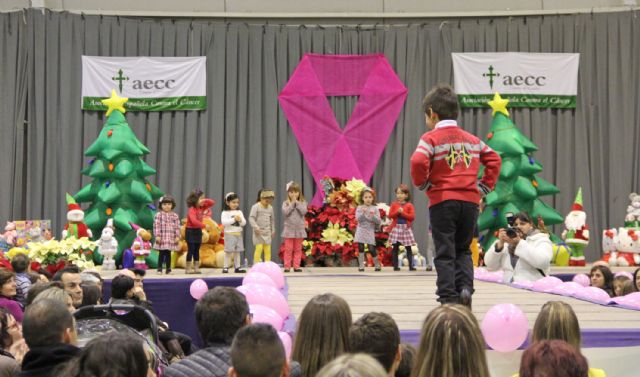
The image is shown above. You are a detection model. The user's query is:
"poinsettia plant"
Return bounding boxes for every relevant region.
[5,237,98,273]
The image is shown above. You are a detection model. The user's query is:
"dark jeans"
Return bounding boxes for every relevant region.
[185,228,202,262]
[430,200,478,304]
[391,242,413,269]
[157,250,171,272]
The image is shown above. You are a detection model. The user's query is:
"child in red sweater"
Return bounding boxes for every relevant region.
[410,85,501,307]
[388,184,416,271]
[185,189,215,274]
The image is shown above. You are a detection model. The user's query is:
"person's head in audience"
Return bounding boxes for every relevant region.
[33,287,75,313]
[10,254,30,274]
[589,265,613,292]
[81,282,103,306]
[196,287,250,346]
[52,265,83,307]
[129,268,146,289]
[618,279,635,296]
[613,275,632,297]
[531,301,581,350]
[395,343,416,377]
[316,353,388,377]
[292,293,352,377]
[412,305,490,377]
[22,299,77,348]
[57,331,157,377]
[25,281,63,306]
[0,269,16,300]
[81,270,104,292]
[519,340,589,377]
[229,323,288,377]
[28,272,43,284]
[349,312,401,376]
[0,307,21,350]
[633,267,640,292]
[111,275,136,300]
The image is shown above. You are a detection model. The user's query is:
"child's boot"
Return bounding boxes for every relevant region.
[185,261,193,274]
[194,261,202,274]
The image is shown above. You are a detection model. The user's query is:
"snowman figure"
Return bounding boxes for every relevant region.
[96,219,118,270]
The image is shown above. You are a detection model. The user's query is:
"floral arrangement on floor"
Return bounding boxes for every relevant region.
[280,177,391,267]
[4,237,97,274]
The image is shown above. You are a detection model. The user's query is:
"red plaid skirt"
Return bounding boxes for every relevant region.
[389,224,415,245]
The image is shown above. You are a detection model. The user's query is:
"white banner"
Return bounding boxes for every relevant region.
[452,53,579,108]
[82,56,206,111]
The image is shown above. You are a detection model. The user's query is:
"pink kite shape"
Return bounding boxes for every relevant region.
[278,54,408,205]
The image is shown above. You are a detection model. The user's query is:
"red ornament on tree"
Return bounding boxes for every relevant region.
[487,132,494,140]
[107,130,113,137]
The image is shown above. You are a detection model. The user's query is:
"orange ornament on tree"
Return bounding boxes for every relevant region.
[145,183,151,191]
[106,208,112,216]
[108,163,114,171]
[532,180,539,188]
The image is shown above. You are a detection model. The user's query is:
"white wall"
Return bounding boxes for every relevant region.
[1,0,637,17]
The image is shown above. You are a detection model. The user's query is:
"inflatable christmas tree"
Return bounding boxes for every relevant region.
[477,93,563,249]
[74,90,163,263]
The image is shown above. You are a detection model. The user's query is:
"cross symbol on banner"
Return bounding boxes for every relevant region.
[483,65,500,89]
[111,69,129,93]
[279,54,408,205]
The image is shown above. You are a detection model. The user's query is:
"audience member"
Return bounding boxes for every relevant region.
[110,275,136,301]
[164,287,250,377]
[119,269,151,310]
[229,324,289,377]
[32,287,74,313]
[412,305,489,377]
[52,266,83,308]
[80,283,103,306]
[634,267,640,292]
[518,340,590,377]
[590,265,614,296]
[0,308,20,377]
[57,331,157,377]
[349,312,401,376]
[613,275,632,297]
[80,271,103,293]
[395,344,416,377]
[24,282,63,307]
[292,293,352,377]
[11,255,31,307]
[0,269,23,323]
[316,354,387,377]
[18,299,78,377]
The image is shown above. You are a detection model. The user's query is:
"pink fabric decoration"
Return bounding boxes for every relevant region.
[279,54,408,205]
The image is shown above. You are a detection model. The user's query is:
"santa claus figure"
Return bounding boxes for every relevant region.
[129,222,152,270]
[562,188,589,266]
[62,193,93,239]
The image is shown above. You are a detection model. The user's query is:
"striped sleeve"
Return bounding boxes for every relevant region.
[410,136,434,191]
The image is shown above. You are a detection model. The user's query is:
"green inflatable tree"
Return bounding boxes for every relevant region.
[477,93,564,249]
[74,90,163,264]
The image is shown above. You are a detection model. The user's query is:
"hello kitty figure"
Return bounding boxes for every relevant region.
[96,219,118,270]
[600,228,621,266]
[613,227,640,266]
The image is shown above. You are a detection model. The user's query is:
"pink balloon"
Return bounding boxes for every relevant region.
[572,273,590,287]
[574,286,611,304]
[240,283,290,319]
[532,276,563,293]
[486,270,504,283]
[250,304,284,331]
[550,282,584,296]
[481,304,529,352]
[189,279,208,300]
[474,268,488,278]
[243,272,278,288]
[511,281,534,290]
[278,331,292,359]
[616,291,640,306]
[614,271,634,280]
[250,262,285,289]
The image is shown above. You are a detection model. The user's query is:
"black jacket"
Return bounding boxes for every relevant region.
[17,343,79,377]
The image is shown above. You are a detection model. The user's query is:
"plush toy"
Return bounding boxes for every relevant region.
[625,193,640,227]
[612,227,640,266]
[551,243,571,266]
[0,222,17,253]
[62,193,93,239]
[129,222,152,270]
[176,217,225,268]
[96,219,118,270]
[27,227,44,243]
[561,188,589,266]
[399,244,427,268]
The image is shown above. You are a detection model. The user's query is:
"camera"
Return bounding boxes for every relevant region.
[505,212,519,238]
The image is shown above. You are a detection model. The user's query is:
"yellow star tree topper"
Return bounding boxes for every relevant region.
[488,92,509,117]
[101,89,128,116]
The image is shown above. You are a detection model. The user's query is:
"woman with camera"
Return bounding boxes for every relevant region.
[485,212,553,283]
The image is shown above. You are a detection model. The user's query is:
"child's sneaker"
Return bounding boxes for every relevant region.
[234,268,246,273]
[222,268,229,273]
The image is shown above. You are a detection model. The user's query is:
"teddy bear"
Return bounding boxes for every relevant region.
[612,227,640,266]
[96,219,118,270]
[129,222,152,270]
[626,193,640,227]
[27,227,44,243]
[399,244,427,268]
[175,217,225,268]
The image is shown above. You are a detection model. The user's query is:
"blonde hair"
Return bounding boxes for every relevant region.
[33,287,72,307]
[292,294,352,377]
[286,181,305,202]
[316,353,388,377]
[532,301,582,350]
[412,305,490,377]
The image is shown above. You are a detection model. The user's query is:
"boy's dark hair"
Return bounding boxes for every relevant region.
[129,268,146,277]
[395,343,416,377]
[81,283,103,306]
[224,192,240,211]
[422,84,459,120]
[231,324,285,377]
[52,265,81,282]
[349,312,400,372]
[110,275,135,299]
[196,287,249,345]
[10,254,30,273]
[23,299,74,347]
[186,189,203,208]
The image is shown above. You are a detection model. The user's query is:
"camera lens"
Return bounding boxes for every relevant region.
[506,227,518,238]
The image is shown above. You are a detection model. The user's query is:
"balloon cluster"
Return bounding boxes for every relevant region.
[474,267,504,283]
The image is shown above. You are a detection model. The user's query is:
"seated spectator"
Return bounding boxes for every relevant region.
[32,287,74,314]
[80,270,103,292]
[17,299,79,377]
[229,324,288,377]
[80,283,102,306]
[485,212,553,283]
[349,312,401,376]
[0,269,23,323]
[11,255,31,307]
[164,287,251,377]
[316,354,387,377]
[517,340,591,377]
[110,275,136,302]
[292,293,352,377]
[118,269,151,310]
[413,305,490,377]
[632,267,640,292]
[613,275,632,297]
[57,331,157,377]
[0,308,20,377]
[52,266,83,308]
[395,343,416,377]
[24,282,63,307]
[590,265,614,296]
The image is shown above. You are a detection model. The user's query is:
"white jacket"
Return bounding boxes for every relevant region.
[485,231,553,283]
[221,210,246,233]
